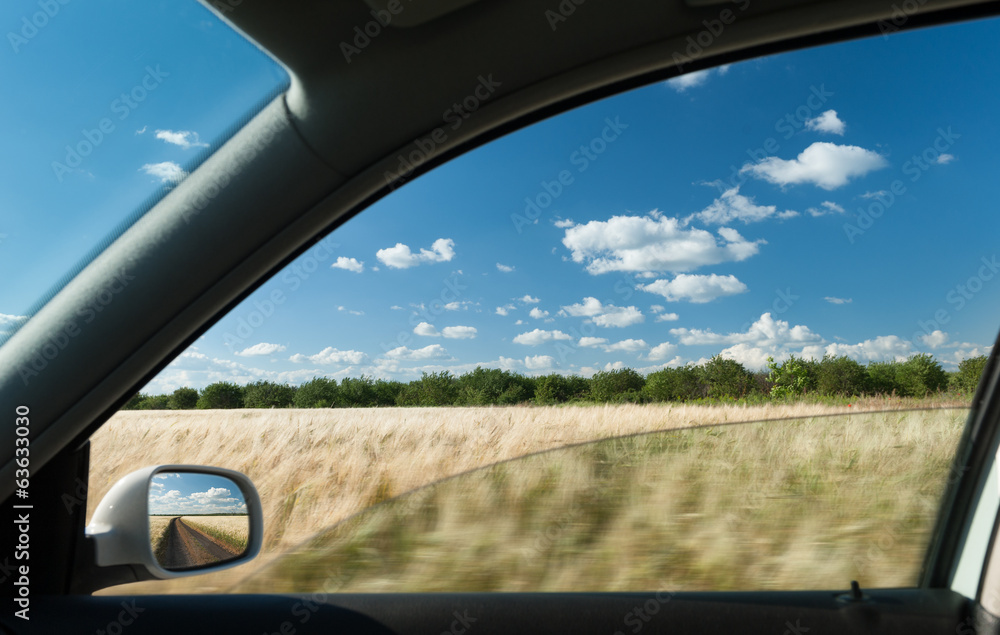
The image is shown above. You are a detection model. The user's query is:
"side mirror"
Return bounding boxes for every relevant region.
[85,465,263,584]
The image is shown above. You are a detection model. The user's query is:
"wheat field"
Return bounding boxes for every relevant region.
[87,398,967,595]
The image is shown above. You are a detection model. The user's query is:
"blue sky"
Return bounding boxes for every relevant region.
[3,5,999,391]
[148,472,247,516]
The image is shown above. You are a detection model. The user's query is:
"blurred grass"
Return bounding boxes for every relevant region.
[233,409,966,593]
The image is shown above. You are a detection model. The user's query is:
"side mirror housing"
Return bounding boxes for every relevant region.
[83,465,262,590]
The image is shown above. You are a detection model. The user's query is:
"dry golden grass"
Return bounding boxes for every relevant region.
[88,398,966,595]
[181,516,250,553]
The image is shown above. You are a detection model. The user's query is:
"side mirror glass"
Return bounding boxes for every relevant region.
[85,464,262,591]
[148,472,250,570]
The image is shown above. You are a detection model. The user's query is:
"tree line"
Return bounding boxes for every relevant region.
[122,353,989,410]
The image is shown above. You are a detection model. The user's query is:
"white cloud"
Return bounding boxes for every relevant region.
[235,342,286,357]
[693,187,792,225]
[604,339,647,353]
[740,142,888,190]
[655,312,680,322]
[824,296,852,305]
[155,129,209,149]
[824,335,912,362]
[519,295,540,304]
[647,342,678,361]
[290,347,367,365]
[806,201,845,217]
[496,263,515,272]
[383,344,450,360]
[331,257,364,273]
[918,330,950,349]
[524,355,555,370]
[562,211,762,275]
[804,110,845,135]
[667,66,729,92]
[0,313,28,334]
[640,274,748,304]
[671,312,822,348]
[513,329,573,346]
[376,238,455,269]
[936,153,955,165]
[718,343,775,369]
[495,304,516,316]
[529,308,549,319]
[561,297,644,328]
[442,325,477,339]
[140,161,187,184]
[414,322,440,337]
[578,337,609,347]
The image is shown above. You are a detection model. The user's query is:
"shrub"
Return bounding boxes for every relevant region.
[589,368,646,403]
[816,355,868,396]
[373,379,406,406]
[243,380,296,408]
[457,367,535,405]
[643,366,704,402]
[956,355,989,394]
[167,387,199,410]
[866,360,903,396]
[136,394,170,410]
[766,356,817,398]
[339,376,378,407]
[294,377,338,408]
[196,382,244,409]
[896,353,948,397]
[701,356,755,399]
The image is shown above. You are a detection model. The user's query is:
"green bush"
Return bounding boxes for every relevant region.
[816,355,868,396]
[589,368,646,403]
[766,356,817,398]
[196,382,245,409]
[294,377,338,408]
[457,367,535,405]
[701,356,755,399]
[243,380,296,408]
[896,353,948,397]
[167,387,199,410]
[643,366,704,402]
[136,394,170,410]
[339,376,378,407]
[373,379,406,406]
[956,355,989,394]
[866,360,903,396]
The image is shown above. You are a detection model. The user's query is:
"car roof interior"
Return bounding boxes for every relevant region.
[3,0,1000,631]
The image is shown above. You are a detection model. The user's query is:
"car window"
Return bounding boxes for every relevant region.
[0,0,288,345]
[87,15,998,595]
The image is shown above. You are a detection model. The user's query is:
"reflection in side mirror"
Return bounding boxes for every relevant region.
[148,472,250,570]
